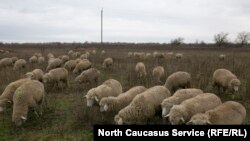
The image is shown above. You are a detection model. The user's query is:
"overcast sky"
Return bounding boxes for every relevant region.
[0,0,249,43]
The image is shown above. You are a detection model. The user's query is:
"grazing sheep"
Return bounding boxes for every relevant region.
[114,86,171,125]
[187,101,246,125]
[175,53,183,59]
[46,58,62,71]
[213,68,241,93]
[135,62,147,78]
[68,50,74,55]
[59,55,70,63]
[85,79,123,107]
[80,53,89,60]
[64,60,78,71]
[92,49,97,55]
[38,56,45,64]
[75,68,101,86]
[167,93,222,125]
[161,88,203,118]
[43,68,68,88]
[0,58,13,69]
[29,56,38,63]
[219,54,226,60]
[73,59,92,75]
[0,79,30,112]
[33,53,42,57]
[99,86,147,113]
[101,50,106,55]
[13,59,27,70]
[102,58,113,69]
[128,52,133,58]
[47,53,54,59]
[12,80,45,126]
[152,66,165,84]
[164,71,191,94]
[25,69,44,82]
[11,57,18,63]
[153,52,165,59]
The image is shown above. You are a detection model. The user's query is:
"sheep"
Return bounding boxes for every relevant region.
[114,86,171,125]
[0,78,30,112]
[128,52,133,57]
[68,50,74,55]
[167,93,222,125]
[164,71,191,94]
[0,58,13,69]
[47,53,54,59]
[59,55,70,63]
[84,79,123,107]
[29,56,38,63]
[43,68,68,88]
[175,53,183,59]
[152,66,165,84]
[92,49,97,55]
[38,56,45,64]
[135,62,147,78]
[64,60,78,71]
[187,101,246,125]
[213,68,241,93]
[46,58,62,71]
[219,54,226,60]
[161,88,203,118]
[99,86,147,113]
[12,80,45,126]
[13,59,26,70]
[102,58,113,69]
[101,50,106,55]
[25,69,44,82]
[73,59,92,75]
[80,53,89,59]
[11,57,18,63]
[33,53,42,57]
[75,68,101,86]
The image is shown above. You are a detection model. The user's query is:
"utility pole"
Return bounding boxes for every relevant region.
[101,8,103,44]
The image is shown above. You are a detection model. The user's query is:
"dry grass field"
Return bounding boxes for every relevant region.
[0,43,249,141]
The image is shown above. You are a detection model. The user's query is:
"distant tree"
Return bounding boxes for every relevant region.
[236,32,250,46]
[214,32,228,47]
[170,37,184,46]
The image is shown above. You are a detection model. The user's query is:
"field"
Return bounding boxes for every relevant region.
[0,43,250,141]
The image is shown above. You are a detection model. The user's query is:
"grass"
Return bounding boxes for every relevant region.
[0,44,250,140]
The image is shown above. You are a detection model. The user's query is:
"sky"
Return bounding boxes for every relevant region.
[0,0,249,43]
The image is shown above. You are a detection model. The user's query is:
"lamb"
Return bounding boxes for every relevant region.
[84,79,123,107]
[102,58,113,69]
[213,68,241,93]
[99,86,147,113]
[13,59,27,70]
[38,56,45,64]
[219,54,226,60]
[25,69,44,82]
[0,78,30,112]
[75,68,101,86]
[12,80,45,126]
[114,86,171,125]
[167,93,222,125]
[43,68,68,88]
[46,58,63,71]
[161,88,203,118]
[164,71,191,94]
[175,53,183,59]
[135,62,147,78]
[0,58,13,69]
[187,101,246,125]
[152,66,165,84]
[73,59,92,74]
[29,56,38,63]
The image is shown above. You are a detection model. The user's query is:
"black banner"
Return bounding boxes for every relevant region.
[94,125,250,141]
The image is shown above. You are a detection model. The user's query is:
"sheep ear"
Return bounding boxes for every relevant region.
[21,116,27,120]
[94,96,99,102]
[181,117,185,123]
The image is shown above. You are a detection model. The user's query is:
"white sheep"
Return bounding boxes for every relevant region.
[11,57,18,63]
[12,80,45,126]
[29,56,38,63]
[0,58,13,69]
[38,56,45,64]
[13,59,27,70]
[101,50,106,55]
[161,88,203,118]
[64,60,78,71]
[114,86,171,125]
[187,101,246,125]
[175,53,183,59]
[47,53,54,60]
[102,58,113,69]
[128,52,133,58]
[152,66,165,84]
[164,71,191,94]
[167,93,222,125]
[135,62,147,78]
[73,59,92,74]
[75,68,101,86]
[25,69,44,82]
[43,68,68,88]
[59,55,70,63]
[219,54,226,60]
[46,58,62,71]
[0,78,30,112]
[84,79,123,107]
[80,53,89,60]
[213,68,241,93]
[99,86,147,113]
